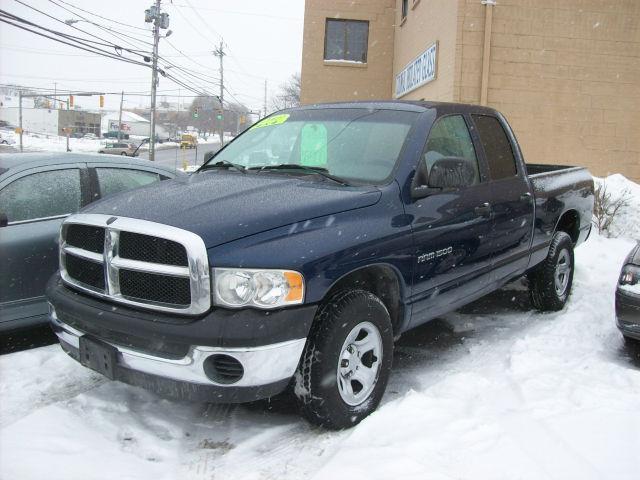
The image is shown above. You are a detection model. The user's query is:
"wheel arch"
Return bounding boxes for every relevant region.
[322,263,407,335]
[555,209,580,244]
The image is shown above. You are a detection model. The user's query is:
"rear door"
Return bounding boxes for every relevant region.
[471,114,534,281]
[0,164,88,326]
[405,114,495,326]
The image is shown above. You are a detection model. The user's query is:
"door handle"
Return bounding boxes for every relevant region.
[520,192,532,202]
[474,202,492,218]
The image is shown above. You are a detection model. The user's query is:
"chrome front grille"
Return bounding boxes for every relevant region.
[59,214,211,315]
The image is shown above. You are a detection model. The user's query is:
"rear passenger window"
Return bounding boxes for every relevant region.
[96,168,160,197]
[472,115,517,180]
[420,115,480,187]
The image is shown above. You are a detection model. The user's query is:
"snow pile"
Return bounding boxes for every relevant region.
[3,131,105,153]
[594,174,640,239]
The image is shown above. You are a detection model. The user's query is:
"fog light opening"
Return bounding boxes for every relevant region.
[203,354,244,384]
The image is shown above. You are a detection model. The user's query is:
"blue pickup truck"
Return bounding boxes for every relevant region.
[47,101,594,429]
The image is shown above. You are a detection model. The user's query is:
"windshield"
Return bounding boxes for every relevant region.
[203,108,417,184]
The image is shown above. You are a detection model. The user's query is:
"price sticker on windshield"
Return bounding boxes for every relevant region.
[251,114,290,130]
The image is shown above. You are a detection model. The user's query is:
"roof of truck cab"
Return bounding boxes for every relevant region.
[293,100,501,115]
[0,152,180,177]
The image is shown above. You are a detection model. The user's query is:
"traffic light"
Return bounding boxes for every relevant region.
[216,110,223,121]
[99,95,104,108]
[193,107,199,119]
[69,95,74,108]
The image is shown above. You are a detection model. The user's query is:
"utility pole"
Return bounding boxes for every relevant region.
[148,0,162,161]
[18,90,23,152]
[117,91,124,141]
[263,79,267,118]
[54,82,57,109]
[213,41,226,147]
[65,97,70,152]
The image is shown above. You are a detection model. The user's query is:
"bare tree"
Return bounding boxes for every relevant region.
[271,73,301,111]
[593,180,632,236]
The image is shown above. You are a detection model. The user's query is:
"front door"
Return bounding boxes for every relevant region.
[405,114,494,327]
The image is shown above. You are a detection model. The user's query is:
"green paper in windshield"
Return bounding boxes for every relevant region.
[250,113,290,130]
[300,124,328,167]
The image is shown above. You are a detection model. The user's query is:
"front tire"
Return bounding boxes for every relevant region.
[120,152,128,156]
[294,290,393,429]
[528,231,574,311]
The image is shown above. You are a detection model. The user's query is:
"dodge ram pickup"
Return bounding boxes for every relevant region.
[47,101,594,429]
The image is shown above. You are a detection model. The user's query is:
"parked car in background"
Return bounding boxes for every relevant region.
[70,132,84,138]
[103,131,130,140]
[141,135,165,144]
[47,101,594,429]
[0,153,184,333]
[98,142,140,157]
[616,242,640,346]
[0,133,15,145]
[83,133,98,139]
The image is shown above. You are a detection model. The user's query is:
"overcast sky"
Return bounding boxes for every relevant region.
[0,0,304,113]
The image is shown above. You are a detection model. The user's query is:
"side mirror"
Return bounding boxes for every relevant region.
[411,157,476,199]
[0,212,8,228]
[204,151,216,163]
[428,157,476,189]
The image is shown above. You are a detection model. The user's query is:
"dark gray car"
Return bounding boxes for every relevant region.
[0,152,184,332]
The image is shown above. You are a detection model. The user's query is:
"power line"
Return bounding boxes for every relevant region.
[0,14,211,99]
[0,13,151,68]
[46,0,153,48]
[53,0,150,32]
[4,5,148,54]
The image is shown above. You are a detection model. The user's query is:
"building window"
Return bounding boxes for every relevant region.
[401,0,409,20]
[324,19,369,63]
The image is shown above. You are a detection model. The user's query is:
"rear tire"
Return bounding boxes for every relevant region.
[528,231,574,311]
[294,290,393,429]
[120,152,128,156]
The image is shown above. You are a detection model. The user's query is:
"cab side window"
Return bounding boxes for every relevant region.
[0,168,81,223]
[419,115,480,188]
[471,114,517,180]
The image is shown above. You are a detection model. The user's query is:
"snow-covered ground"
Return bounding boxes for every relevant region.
[0,130,226,154]
[1,178,639,480]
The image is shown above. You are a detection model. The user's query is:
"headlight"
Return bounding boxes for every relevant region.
[213,268,304,309]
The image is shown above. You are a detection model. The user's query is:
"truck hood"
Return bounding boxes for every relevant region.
[81,171,382,248]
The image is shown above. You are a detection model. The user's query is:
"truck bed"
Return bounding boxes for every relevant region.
[526,163,582,176]
[526,163,594,267]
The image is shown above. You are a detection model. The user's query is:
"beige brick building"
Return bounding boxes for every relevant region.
[300,0,640,181]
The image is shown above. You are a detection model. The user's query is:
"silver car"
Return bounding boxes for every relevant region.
[98,142,139,157]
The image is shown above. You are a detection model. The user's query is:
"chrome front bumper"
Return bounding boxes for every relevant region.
[50,307,306,388]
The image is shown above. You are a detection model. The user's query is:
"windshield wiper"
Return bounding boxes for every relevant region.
[249,164,351,186]
[199,160,247,174]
